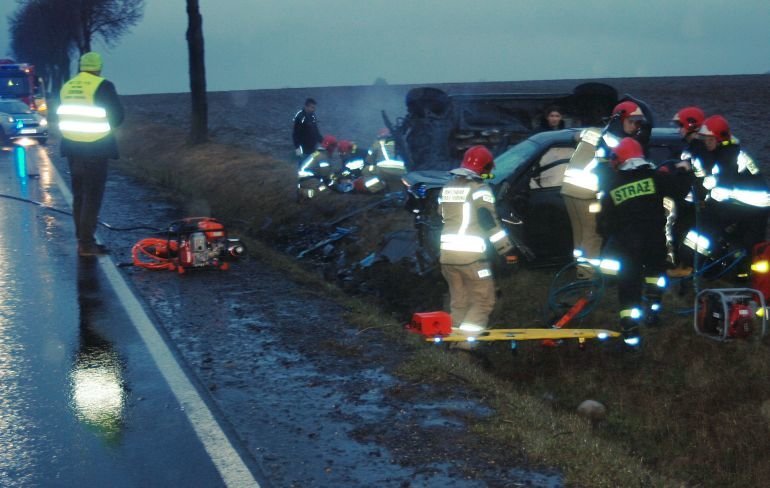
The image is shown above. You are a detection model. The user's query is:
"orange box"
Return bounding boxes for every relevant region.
[408,311,452,336]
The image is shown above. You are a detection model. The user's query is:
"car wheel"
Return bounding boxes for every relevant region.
[0,127,8,146]
[39,138,47,145]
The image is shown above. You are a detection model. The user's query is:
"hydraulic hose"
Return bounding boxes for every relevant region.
[670,248,747,315]
[0,192,161,232]
[546,261,606,322]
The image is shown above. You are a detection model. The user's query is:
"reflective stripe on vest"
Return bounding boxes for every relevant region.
[58,72,110,143]
[440,233,487,253]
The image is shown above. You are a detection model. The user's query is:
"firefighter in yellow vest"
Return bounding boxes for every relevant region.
[57,51,124,257]
[439,145,514,336]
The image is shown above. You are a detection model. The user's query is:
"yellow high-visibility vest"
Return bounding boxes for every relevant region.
[57,72,111,143]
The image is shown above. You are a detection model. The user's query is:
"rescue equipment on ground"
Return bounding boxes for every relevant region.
[131,217,245,274]
[406,311,619,354]
[694,288,767,341]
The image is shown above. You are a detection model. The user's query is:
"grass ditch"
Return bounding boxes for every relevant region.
[116,117,770,487]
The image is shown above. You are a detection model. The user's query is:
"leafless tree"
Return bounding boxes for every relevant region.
[71,0,144,55]
[186,0,208,144]
[8,0,144,96]
[9,0,75,94]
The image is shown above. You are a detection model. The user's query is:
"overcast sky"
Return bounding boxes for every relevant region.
[1,0,769,95]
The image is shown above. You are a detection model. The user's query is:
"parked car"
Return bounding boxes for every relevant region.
[402,127,685,266]
[0,97,48,145]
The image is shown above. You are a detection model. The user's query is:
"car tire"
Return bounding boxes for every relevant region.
[39,138,47,145]
[0,127,8,146]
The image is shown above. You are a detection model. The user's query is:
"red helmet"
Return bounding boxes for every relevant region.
[698,115,731,143]
[321,135,337,154]
[612,101,645,121]
[461,145,494,175]
[377,128,391,139]
[672,106,705,133]
[337,140,353,154]
[611,138,644,169]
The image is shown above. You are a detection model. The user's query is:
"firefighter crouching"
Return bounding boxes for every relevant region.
[297,135,338,201]
[597,138,693,347]
[336,139,369,193]
[439,146,514,338]
[357,128,406,194]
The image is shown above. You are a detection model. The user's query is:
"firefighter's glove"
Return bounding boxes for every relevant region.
[295,147,303,157]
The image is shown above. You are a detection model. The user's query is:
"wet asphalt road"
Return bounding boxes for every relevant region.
[0,144,263,487]
[1,141,563,487]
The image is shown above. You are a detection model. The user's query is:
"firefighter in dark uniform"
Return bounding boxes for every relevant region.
[683,115,770,278]
[292,98,322,160]
[667,106,707,277]
[598,99,652,157]
[57,51,124,257]
[597,138,692,347]
[439,145,514,336]
[297,135,338,201]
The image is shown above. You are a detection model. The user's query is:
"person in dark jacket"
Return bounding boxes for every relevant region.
[535,106,565,133]
[57,51,124,256]
[292,98,322,159]
[597,138,692,347]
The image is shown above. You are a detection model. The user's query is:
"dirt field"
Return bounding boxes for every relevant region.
[122,74,770,167]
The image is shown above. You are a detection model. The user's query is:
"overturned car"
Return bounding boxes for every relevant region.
[384,82,619,172]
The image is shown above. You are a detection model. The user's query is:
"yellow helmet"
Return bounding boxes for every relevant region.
[79,52,103,72]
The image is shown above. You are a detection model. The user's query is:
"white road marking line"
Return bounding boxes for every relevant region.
[39,147,260,488]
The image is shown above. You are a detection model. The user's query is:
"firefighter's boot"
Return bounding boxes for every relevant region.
[643,276,666,326]
[619,310,642,350]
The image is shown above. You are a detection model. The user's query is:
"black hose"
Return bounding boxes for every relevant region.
[0,192,162,232]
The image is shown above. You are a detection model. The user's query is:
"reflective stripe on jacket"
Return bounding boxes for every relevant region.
[561,127,602,199]
[439,169,513,265]
[58,72,110,143]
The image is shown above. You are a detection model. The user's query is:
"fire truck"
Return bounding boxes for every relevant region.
[0,59,48,115]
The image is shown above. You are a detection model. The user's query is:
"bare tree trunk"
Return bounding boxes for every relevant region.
[186,0,208,144]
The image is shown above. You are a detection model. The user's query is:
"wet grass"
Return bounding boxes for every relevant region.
[116,119,770,487]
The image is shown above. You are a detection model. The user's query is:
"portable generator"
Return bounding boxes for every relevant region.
[132,217,245,274]
[694,288,767,341]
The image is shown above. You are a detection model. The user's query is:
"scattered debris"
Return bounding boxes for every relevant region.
[297,226,355,259]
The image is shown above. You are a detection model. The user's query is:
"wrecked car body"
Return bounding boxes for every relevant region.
[384,82,619,172]
[402,127,685,267]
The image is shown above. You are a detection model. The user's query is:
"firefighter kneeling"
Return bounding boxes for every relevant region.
[439,146,515,344]
[597,138,693,348]
[297,135,338,201]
